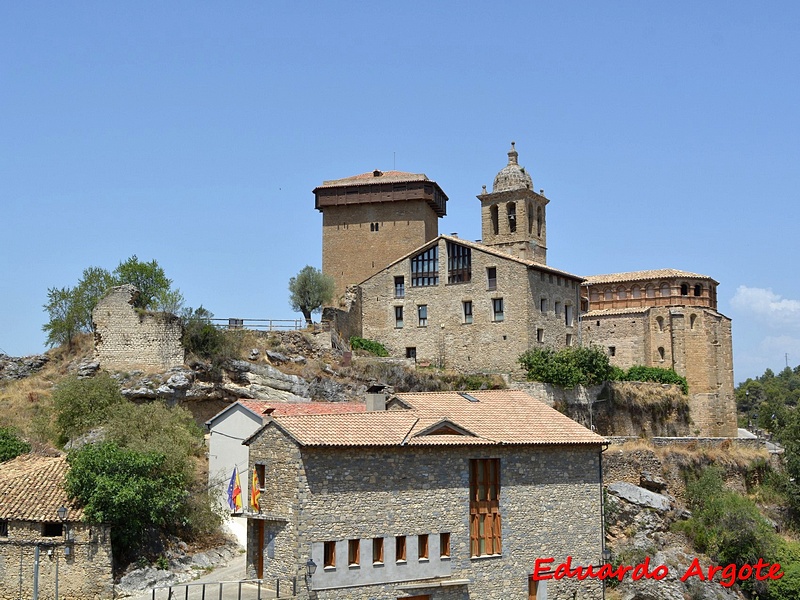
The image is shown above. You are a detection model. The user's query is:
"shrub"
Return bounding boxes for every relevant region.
[518,345,616,388]
[621,365,688,394]
[52,373,125,446]
[0,427,31,462]
[350,337,389,357]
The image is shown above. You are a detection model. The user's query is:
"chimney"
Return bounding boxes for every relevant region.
[366,383,388,411]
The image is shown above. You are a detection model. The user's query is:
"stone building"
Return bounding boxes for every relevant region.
[244,389,606,600]
[359,235,582,373]
[581,270,736,437]
[92,284,184,370]
[315,170,448,300]
[0,454,113,600]
[318,142,737,437]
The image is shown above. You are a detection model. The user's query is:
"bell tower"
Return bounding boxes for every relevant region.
[477,142,549,263]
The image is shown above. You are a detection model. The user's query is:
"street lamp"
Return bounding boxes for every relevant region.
[306,558,317,578]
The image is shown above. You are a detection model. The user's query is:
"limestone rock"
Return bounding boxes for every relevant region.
[0,353,49,381]
[608,482,671,511]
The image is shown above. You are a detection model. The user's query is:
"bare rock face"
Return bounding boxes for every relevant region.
[0,353,49,381]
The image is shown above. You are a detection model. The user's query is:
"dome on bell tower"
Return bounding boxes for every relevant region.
[492,142,533,193]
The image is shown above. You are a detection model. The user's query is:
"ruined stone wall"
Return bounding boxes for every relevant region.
[247,425,603,600]
[0,521,113,600]
[321,285,362,353]
[322,201,439,301]
[93,285,184,370]
[360,238,579,374]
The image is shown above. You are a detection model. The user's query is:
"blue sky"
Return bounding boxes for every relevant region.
[2,2,799,383]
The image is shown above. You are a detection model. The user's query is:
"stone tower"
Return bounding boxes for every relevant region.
[314,170,448,301]
[477,142,549,263]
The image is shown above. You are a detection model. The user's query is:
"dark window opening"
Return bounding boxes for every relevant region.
[658,347,665,361]
[418,534,429,559]
[373,538,384,564]
[537,207,543,236]
[492,298,504,322]
[417,305,428,327]
[42,522,63,538]
[0,520,8,537]
[406,347,416,360]
[394,276,405,298]
[463,301,473,324]
[396,536,407,562]
[609,346,616,357]
[507,202,516,233]
[395,306,404,328]
[440,532,450,557]
[446,241,472,283]
[694,284,702,297]
[324,541,336,568]
[348,539,360,566]
[490,205,499,235]
[411,246,439,287]
[487,267,497,290]
[681,284,688,295]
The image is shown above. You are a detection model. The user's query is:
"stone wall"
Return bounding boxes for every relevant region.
[360,238,580,374]
[321,285,362,353]
[0,521,113,600]
[322,201,439,301]
[93,285,184,370]
[247,425,604,600]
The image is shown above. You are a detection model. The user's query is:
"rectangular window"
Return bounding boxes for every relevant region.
[418,534,429,560]
[394,276,405,298]
[411,246,439,287]
[396,536,407,562]
[447,241,472,283]
[406,347,416,360]
[463,301,473,324]
[348,539,360,566]
[537,328,544,343]
[566,333,573,347]
[395,306,404,328]
[255,464,265,489]
[440,532,450,558]
[42,522,62,538]
[324,541,336,568]
[417,305,428,327]
[372,537,384,564]
[487,267,497,290]
[0,520,8,537]
[554,301,562,315]
[609,346,616,357]
[539,298,547,313]
[492,298,504,322]
[565,304,573,326]
[469,458,501,557]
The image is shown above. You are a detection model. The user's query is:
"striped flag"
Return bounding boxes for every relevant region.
[250,467,261,511]
[227,467,242,512]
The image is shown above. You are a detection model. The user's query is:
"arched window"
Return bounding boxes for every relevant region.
[537,207,543,236]
[617,287,627,300]
[680,284,688,296]
[631,286,641,299]
[646,285,655,298]
[658,347,665,361]
[604,288,613,301]
[690,314,697,329]
[507,203,517,233]
[660,283,670,298]
[694,284,702,297]
[490,205,499,235]
[590,289,599,302]
[527,202,534,234]
[656,316,664,332]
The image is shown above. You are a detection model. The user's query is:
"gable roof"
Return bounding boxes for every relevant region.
[358,234,583,286]
[206,400,367,428]
[259,390,604,448]
[582,269,717,286]
[0,454,84,522]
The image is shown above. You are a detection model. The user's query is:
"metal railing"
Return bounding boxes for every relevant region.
[150,577,299,600]
[209,319,305,332]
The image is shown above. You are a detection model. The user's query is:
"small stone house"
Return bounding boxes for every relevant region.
[244,389,606,600]
[0,454,113,600]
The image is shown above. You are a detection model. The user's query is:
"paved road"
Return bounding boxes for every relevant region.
[124,553,284,600]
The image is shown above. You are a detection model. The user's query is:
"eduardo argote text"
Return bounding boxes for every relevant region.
[532,556,784,588]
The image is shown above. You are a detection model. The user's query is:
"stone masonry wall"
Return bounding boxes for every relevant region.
[0,521,113,600]
[360,238,580,374]
[322,201,439,301]
[247,425,604,600]
[93,285,184,370]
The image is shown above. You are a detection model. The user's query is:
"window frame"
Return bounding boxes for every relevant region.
[396,536,407,562]
[417,304,428,327]
[394,276,405,298]
[324,541,336,568]
[411,246,439,287]
[440,532,450,558]
[469,458,502,557]
[395,306,404,328]
[418,534,429,560]
[348,539,360,566]
[486,267,497,291]
[492,298,504,322]
[463,300,473,324]
[372,537,384,564]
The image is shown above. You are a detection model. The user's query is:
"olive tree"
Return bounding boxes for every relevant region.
[288,266,335,326]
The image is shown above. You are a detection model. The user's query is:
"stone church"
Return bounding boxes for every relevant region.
[316,143,735,437]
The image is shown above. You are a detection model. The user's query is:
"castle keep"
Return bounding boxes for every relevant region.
[318,143,736,437]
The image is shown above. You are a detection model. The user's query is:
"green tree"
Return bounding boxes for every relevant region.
[65,442,187,560]
[518,345,617,388]
[113,255,183,312]
[288,265,335,325]
[74,266,114,332]
[52,373,125,446]
[42,286,81,348]
[0,427,31,462]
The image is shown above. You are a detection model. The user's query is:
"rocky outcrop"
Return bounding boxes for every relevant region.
[0,353,49,381]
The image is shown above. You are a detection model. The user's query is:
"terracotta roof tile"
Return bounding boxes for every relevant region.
[270,390,604,448]
[0,454,83,522]
[582,307,648,317]
[318,171,433,187]
[582,269,716,285]
[267,402,366,416]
